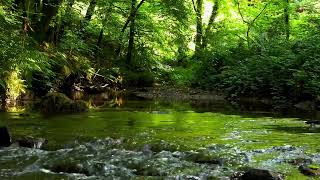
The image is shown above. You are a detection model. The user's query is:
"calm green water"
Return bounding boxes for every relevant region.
[0,100,320,179]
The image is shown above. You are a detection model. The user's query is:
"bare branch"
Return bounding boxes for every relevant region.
[251,3,268,25]
[236,0,249,24]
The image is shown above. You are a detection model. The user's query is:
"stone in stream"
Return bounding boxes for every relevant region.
[0,127,11,147]
[185,151,224,165]
[299,165,320,176]
[17,136,48,149]
[305,120,320,127]
[19,113,31,117]
[231,169,284,180]
[51,162,89,175]
[287,158,312,166]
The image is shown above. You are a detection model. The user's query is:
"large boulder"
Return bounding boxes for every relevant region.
[232,169,284,180]
[38,93,89,113]
[0,127,11,147]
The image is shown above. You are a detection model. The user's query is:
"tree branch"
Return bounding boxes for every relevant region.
[236,0,249,24]
[236,0,268,46]
[121,0,145,33]
[251,3,268,25]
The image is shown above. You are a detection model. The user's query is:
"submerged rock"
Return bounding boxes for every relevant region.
[299,165,320,176]
[0,127,11,147]
[149,140,180,152]
[51,162,89,175]
[305,120,320,127]
[19,113,31,117]
[17,136,48,149]
[38,92,89,113]
[185,151,224,165]
[287,158,312,166]
[232,169,283,180]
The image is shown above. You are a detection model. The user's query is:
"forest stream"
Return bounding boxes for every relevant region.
[0,99,320,179]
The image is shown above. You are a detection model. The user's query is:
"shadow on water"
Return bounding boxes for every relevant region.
[118,97,320,120]
[265,124,320,134]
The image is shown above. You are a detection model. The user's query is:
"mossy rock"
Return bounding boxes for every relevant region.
[185,151,223,165]
[38,93,89,113]
[149,140,179,152]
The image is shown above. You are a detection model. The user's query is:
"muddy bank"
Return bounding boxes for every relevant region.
[129,87,320,114]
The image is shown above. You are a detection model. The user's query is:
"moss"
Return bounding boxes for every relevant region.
[38,93,89,113]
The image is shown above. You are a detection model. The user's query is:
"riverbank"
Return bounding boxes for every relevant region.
[128,86,320,113]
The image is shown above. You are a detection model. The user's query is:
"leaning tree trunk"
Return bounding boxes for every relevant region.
[116,0,145,58]
[84,0,97,23]
[284,0,290,40]
[126,0,137,65]
[194,0,203,58]
[201,0,219,49]
[80,0,97,35]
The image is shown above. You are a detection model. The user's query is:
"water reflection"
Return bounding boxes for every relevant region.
[1,99,320,179]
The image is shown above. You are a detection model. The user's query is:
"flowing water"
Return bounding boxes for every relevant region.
[0,100,320,179]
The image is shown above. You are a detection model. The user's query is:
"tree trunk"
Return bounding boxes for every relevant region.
[97,28,104,47]
[32,0,41,23]
[1,92,7,112]
[194,0,203,57]
[116,0,145,57]
[81,0,97,34]
[58,0,75,42]
[201,0,219,49]
[38,0,62,42]
[21,0,29,32]
[84,0,97,22]
[126,0,137,65]
[284,0,290,40]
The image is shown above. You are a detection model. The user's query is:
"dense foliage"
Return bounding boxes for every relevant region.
[0,0,319,109]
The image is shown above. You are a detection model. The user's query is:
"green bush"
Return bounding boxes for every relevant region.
[193,35,320,106]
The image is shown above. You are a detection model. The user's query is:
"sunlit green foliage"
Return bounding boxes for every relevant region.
[0,0,319,108]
